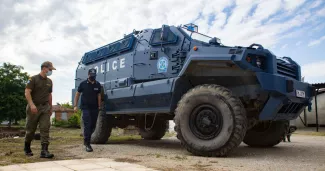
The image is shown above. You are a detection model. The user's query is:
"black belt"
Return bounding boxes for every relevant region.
[35,102,49,106]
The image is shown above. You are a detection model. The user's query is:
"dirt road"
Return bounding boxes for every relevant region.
[66,134,325,171]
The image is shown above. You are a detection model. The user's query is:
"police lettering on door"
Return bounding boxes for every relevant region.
[94,58,126,73]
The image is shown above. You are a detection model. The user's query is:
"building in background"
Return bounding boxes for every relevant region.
[51,105,74,123]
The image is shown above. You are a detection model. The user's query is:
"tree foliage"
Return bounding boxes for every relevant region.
[0,62,30,126]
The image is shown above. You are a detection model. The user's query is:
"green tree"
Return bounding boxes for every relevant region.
[0,62,29,127]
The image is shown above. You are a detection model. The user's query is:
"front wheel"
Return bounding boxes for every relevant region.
[243,121,287,147]
[174,84,247,157]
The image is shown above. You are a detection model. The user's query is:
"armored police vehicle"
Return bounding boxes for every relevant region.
[72,23,314,157]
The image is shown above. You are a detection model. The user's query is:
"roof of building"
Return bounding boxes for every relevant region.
[312,83,325,89]
[52,105,74,112]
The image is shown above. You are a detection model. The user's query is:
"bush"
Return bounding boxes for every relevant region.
[52,119,69,128]
[52,110,82,128]
[18,119,26,127]
[68,114,81,128]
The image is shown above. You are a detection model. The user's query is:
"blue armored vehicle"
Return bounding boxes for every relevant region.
[72,23,314,157]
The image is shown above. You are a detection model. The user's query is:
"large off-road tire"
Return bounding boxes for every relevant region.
[243,121,286,147]
[174,84,247,157]
[138,116,169,140]
[90,110,113,144]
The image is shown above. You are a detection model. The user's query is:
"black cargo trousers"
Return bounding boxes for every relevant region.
[82,108,99,144]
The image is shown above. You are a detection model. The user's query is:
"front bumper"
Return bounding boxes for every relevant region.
[255,72,313,121]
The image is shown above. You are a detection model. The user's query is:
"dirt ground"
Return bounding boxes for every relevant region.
[1,128,325,171]
[66,134,325,171]
[0,127,25,139]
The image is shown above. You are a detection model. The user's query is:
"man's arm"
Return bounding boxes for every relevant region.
[49,93,52,113]
[97,93,101,109]
[25,88,38,114]
[74,83,83,112]
[25,88,34,106]
[74,91,81,107]
[98,84,102,109]
[49,80,53,113]
[25,77,38,114]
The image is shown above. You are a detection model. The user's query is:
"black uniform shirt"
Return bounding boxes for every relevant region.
[77,80,101,110]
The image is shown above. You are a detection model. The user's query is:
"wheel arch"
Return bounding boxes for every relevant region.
[170,60,262,114]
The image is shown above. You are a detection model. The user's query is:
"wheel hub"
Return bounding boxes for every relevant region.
[190,104,223,140]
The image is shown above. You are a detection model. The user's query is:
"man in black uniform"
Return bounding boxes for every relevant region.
[73,68,101,152]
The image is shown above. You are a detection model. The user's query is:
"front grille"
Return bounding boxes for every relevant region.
[276,60,297,79]
[278,102,304,114]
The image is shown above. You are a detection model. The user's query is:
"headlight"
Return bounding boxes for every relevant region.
[245,54,265,69]
[256,57,261,68]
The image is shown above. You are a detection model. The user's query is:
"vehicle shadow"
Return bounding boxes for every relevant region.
[103,137,301,158]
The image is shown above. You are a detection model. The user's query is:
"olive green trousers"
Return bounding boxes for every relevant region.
[24,104,51,144]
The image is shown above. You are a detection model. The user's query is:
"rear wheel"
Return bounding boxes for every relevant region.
[138,115,169,140]
[174,84,247,157]
[243,121,286,147]
[91,109,113,144]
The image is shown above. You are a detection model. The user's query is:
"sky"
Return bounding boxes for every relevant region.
[0,0,325,104]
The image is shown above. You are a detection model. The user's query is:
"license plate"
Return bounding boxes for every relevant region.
[296,90,305,98]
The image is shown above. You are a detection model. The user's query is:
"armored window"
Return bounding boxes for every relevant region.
[81,35,135,65]
[149,26,178,46]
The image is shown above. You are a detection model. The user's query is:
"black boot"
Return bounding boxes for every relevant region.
[24,142,33,156]
[40,144,54,158]
[84,141,93,152]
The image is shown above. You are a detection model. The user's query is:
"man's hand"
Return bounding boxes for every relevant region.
[74,106,78,112]
[30,104,38,114]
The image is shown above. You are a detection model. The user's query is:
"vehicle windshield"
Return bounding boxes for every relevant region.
[180,27,212,43]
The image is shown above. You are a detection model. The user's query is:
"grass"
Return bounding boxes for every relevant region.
[0,126,142,166]
[0,127,81,166]
[163,131,176,138]
[294,131,325,136]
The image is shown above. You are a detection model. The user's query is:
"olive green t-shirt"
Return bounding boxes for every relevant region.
[26,74,53,105]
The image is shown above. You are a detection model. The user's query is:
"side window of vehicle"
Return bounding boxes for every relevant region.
[149,25,178,46]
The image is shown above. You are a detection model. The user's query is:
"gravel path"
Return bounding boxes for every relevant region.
[67,134,325,171]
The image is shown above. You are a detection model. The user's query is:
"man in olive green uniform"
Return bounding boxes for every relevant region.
[24,61,56,158]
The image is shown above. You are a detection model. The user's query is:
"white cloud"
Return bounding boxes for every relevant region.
[296,41,302,46]
[283,0,306,11]
[301,61,325,83]
[309,0,323,9]
[281,44,288,49]
[308,35,325,46]
[251,0,282,21]
[0,0,324,104]
[317,7,325,16]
